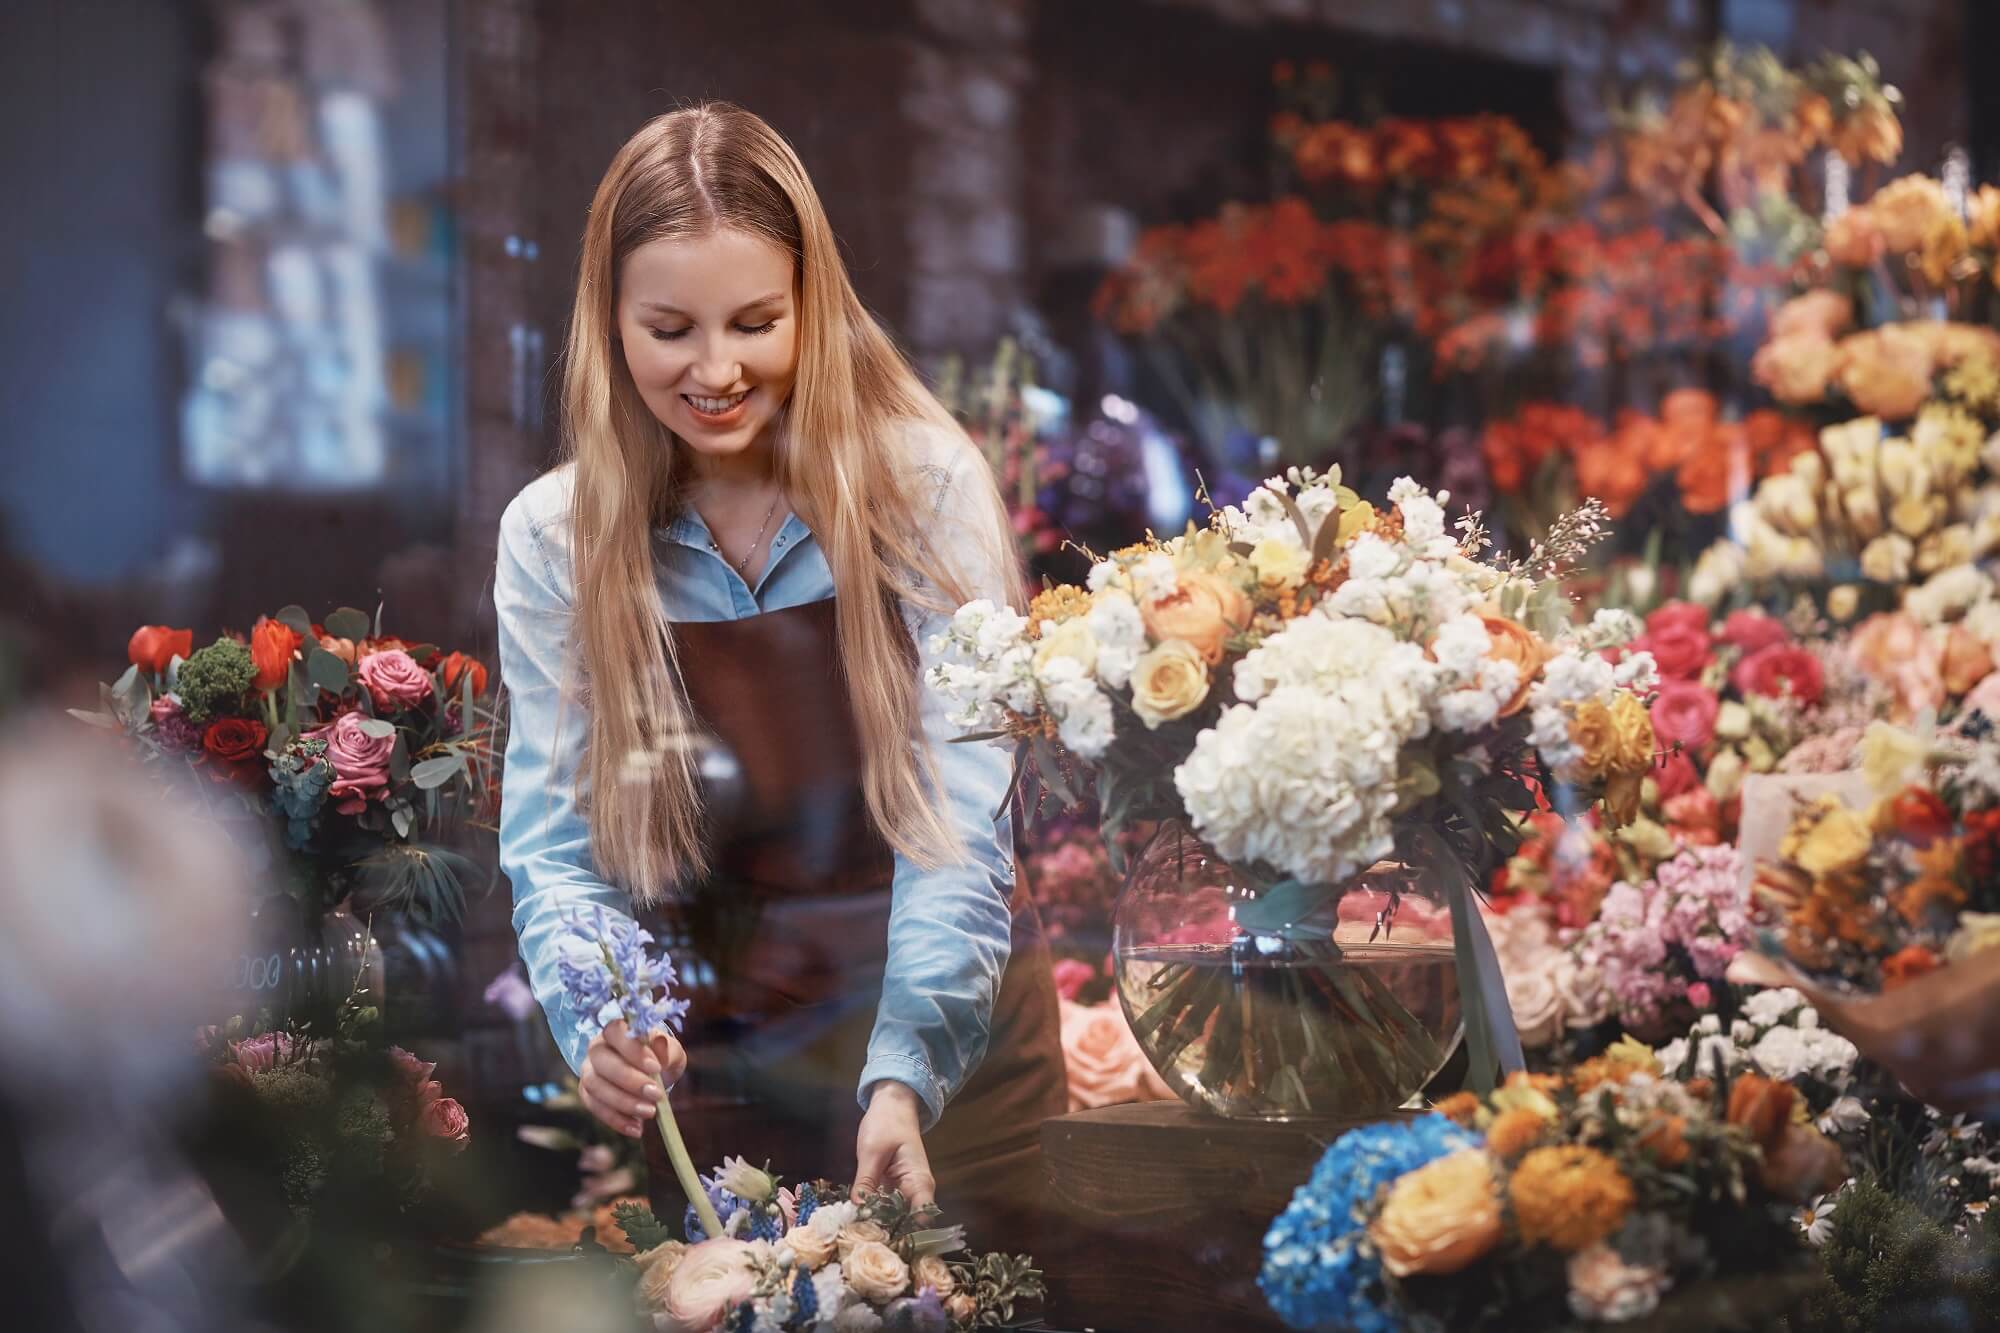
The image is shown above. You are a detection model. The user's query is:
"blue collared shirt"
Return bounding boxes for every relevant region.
[493,430,1016,1129]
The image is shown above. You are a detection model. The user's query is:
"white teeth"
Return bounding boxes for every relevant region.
[686,391,749,414]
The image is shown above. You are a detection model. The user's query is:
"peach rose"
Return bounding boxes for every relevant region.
[1607,692,1655,775]
[1943,624,1993,697]
[1837,326,1933,420]
[1370,1150,1503,1277]
[1566,1242,1668,1323]
[1752,333,1838,405]
[1139,570,1251,664]
[318,634,358,665]
[657,1238,766,1332]
[1480,616,1546,716]
[1059,998,1173,1111]
[835,1219,890,1262]
[843,1240,911,1303]
[786,1222,837,1271]
[913,1254,956,1298]
[1971,184,2000,250]
[1868,174,1954,254]
[1770,290,1853,343]
[1824,207,1883,267]
[1128,640,1210,727]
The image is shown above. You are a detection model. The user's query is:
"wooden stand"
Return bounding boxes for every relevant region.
[1039,1101,1406,1333]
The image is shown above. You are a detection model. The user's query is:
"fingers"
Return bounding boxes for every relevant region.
[898,1163,937,1210]
[851,1134,887,1204]
[581,1026,666,1139]
[647,1032,688,1086]
[604,1019,659,1076]
[577,1072,648,1139]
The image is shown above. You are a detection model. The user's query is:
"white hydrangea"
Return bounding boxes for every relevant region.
[1084,590,1145,690]
[1748,1023,1859,1084]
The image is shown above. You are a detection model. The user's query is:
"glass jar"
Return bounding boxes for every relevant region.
[1112,819,1462,1120]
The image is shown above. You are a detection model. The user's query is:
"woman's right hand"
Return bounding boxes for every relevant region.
[579,1019,688,1138]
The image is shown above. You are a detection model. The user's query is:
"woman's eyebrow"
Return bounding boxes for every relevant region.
[638,292,787,317]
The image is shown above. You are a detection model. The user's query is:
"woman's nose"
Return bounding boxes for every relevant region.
[690,356,741,392]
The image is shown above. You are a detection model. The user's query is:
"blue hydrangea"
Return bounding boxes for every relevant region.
[555,908,690,1045]
[1259,1114,1479,1331]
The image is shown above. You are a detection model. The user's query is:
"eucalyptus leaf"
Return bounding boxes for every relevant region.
[323,607,371,642]
[355,717,397,740]
[411,754,465,790]
[373,600,385,640]
[389,734,411,784]
[276,605,314,640]
[66,708,119,729]
[307,648,350,695]
[392,804,414,839]
[1231,878,1337,934]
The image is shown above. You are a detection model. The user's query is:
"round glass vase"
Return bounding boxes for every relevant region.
[1112,819,1464,1121]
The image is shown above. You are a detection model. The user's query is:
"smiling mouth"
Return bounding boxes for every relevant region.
[684,390,751,415]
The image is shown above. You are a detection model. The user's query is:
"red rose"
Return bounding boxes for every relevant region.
[1653,749,1702,799]
[1650,679,1721,750]
[1720,609,1789,655]
[1635,623,1713,679]
[440,651,489,699]
[249,618,302,692]
[1731,643,1825,707]
[421,1096,470,1151]
[1645,601,1710,638]
[128,625,194,675]
[202,717,270,775]
[1887,786,1954,847]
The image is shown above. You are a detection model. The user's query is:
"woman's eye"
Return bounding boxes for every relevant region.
[648,327,690,342]
[738,319,778,336]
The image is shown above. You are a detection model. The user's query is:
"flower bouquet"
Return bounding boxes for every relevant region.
[616,1165,1043,1332]
[929,468,1661,1116]
[69,604,502,926]
[1260,1046,1840,1330]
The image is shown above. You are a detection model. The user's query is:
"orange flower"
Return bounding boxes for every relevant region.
[440,651,490,699]
[1836,326,1934,420]
[1480,616,1548,716]
[1433,1091,1481,1127]
[1824,206,1884,267]
[1510,1146,1635,1253]
[249,618,303,692]
[1882,944,1943,990]
[1637,1115,1691,1167]
[128,625,194,675]
[1942,624,1994,696]
[1485,1108,1548,1159]
[1725,1073,1796,1151]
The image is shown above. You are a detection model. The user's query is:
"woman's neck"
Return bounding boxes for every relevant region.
[681,432,779,502]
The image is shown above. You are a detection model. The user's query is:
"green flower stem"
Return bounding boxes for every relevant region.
[653,1081,723,1240]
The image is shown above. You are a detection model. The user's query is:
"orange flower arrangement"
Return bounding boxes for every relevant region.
[1509,1145,1635,1253]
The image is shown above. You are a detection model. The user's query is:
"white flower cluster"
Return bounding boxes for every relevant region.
[1526,647,1659,781]
[926,599,1117,761]
[1214,467,1346,548]
[1655,988,1860,1094]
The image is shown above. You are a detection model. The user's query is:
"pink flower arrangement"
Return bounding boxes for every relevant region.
[1569,844,1751,1036]
[311,711,396,814]
[358,648,436,713]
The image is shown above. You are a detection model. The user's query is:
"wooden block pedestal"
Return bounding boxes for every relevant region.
[1040,1101,1406,1333]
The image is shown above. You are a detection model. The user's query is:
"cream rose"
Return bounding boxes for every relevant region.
[657,1238,766,1333]
[834,1220,890,1263]
[912,1254,956,1298]
[1139,570,1251,664]
[1128,640,1210,728]
[1248,537,1310,592]
[843,1240,910,1303]
[1370,1150,1503,1277]
[1059,998,1173,1111]
[787,1222,838,1271]
[1033,617,1098,674]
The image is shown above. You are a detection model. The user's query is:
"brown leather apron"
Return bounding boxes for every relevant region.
[640,597,1066,1244]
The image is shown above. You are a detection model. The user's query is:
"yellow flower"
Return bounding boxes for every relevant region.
[1827,584,1861,622]
[1779,796,1874,877]
[1370,1151,1503,1278]
[1128,640,1210,728]
[1603,1035,1663,1077]
[1033,617,1098,675]
[1569,699,1615,774]
[1860,533,1915,583]
[1510,1146,1635,1254]
[1027,585,1092,634]
[1338,501,1381,544]
[1607,693,1655,775]
[1946,911,2000,963]
[1248,537,1310,593]
[1860,720,1927,795]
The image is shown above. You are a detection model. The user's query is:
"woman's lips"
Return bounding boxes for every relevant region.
[683,388,752,427]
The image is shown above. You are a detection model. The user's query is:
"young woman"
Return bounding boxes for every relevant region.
[494,103,1065,1236]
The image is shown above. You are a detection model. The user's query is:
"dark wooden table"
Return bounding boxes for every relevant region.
[1040,1101,1406,1333]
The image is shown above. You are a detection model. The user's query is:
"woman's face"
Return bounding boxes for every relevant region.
[616,227,799,465]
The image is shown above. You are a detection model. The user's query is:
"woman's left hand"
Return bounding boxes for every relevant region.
[853,1081,934,1207]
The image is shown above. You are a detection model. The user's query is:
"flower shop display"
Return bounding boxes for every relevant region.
[1058,995,1177,1114]
[69,604,502,928]
[615,1164,1043,1333]
[1259,1048,1839,1330]
[929,467,1661,1118]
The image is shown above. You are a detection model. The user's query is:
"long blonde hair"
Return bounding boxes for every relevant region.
[557,102,1021,905]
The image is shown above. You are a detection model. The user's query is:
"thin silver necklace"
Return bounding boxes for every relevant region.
[708,486,784,576]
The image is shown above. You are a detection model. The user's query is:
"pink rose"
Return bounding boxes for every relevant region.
[421,1096,470,1151]
[389,1045,437,1087]
[1719,609,1789,655]
[658,1238,766,1332]
[310,711,395,814]
[1051,958,1097,1001]
[1059,999,1173,1112]
[358,648,434,714]
[1652,750,1701,800]
[1649,680,1720,751]
[1731,643,1825,708]
[1633,623,1712,680]
[1685,981,1713,1009]
[1644,601,1710,639]
[231,1031,302,1072]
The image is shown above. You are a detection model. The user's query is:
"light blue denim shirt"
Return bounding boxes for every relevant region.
[494,429,1017,1130]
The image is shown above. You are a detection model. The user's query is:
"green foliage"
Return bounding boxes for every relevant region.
[177,637,256,722]
[948,1251,1047,1327]
[1794,1178,2000,1332]
[613,1201,676,1254]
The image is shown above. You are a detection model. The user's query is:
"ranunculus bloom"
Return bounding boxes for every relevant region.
[1480,615,1546,715]
[1644,601,1709,639]
[1649,679,1720,751]
[310,711,396,814]
[1731,643,1824,707]
[1719,609,1788,654]
[1371,1150,1503,1277]
[1138,570,1251,665]
[1059,998,1173,1111]
[1050,958,1097,1001]
[1566,1242,1669,1323]
[658,1238,767,1332]
[1849,612,1945,717]
[421,1096,470,1150]
[1770,290,1853,342]
[250,618,303,692]
[358,648,435,714]
[440,651,489,698]
[202,717,270,777]
[843,1240,911,1303]
[1633,622,1712,680]
[128,625,194,675]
